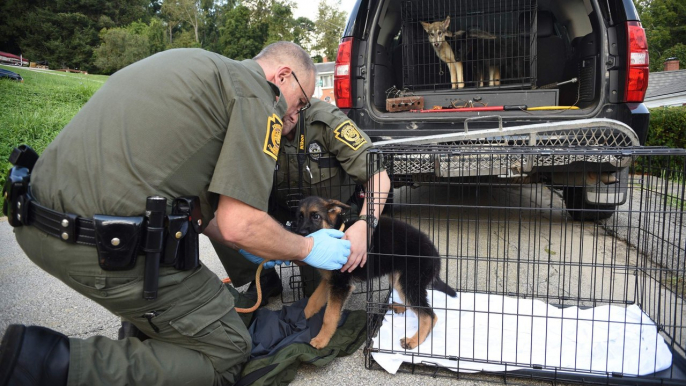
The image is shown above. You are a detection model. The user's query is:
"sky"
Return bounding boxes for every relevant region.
[290,0,357,23]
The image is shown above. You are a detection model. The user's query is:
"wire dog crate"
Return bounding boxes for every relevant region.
[364,146,686,384]
[272,149,368,303]
[402,0,537,91]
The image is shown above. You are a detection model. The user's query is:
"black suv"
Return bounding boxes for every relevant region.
[333,0,650,219]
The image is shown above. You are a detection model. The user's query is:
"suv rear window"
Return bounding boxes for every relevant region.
[369,0,600,112]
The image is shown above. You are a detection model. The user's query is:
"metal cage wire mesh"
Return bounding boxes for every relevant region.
[273,150,368,303]
[402,0,537,91]
[364,146,686,384]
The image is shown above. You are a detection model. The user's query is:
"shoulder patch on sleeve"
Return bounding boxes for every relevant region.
[263,114,283,160]
[333,120,367,151]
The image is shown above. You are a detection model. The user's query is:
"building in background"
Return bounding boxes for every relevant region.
[314,59,334,103]
[645,58,686,108]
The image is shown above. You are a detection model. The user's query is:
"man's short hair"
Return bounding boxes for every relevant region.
[254,41,316,77]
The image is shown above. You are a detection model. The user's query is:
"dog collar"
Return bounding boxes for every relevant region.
[358,215,378,229]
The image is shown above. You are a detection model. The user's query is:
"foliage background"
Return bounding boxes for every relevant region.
[0,0,347,75]
[0,66,107,187]
[634,0,686,72]
[645,106,686,149]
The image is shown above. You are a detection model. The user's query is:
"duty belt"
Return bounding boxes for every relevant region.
[24,197,98,246]
[3,144,203,300]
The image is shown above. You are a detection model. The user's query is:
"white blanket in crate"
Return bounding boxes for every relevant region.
[371,290,673,376]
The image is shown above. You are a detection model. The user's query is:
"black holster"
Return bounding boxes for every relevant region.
[3,145,39,227]
[163,196,202,271]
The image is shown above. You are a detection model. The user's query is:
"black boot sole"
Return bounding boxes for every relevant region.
[0,324,26,386]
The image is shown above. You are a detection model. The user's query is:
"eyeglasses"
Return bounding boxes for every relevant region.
[291,71,311,113]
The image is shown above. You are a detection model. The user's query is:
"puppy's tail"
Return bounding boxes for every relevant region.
[433,278,457,297]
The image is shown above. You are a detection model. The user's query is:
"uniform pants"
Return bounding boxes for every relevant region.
[15,226,251,386]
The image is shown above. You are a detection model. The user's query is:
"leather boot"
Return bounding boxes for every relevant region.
[0,324,69,386]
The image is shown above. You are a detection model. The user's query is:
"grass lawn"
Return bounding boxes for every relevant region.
[0,65,107,187]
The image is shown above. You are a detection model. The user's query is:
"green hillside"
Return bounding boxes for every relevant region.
[1,65,107,186]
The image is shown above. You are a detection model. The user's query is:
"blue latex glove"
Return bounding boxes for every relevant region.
[238,249,290,270]
[303,229,351,270]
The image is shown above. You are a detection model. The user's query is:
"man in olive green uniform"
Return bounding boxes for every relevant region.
[0,44,352,386]
[221,97,391,300]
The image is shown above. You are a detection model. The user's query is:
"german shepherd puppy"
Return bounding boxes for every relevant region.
[295,196,457,350]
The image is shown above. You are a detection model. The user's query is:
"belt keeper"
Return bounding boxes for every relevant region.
[144,223,165,252]
[17,195,31,226]
[58,212,78,243]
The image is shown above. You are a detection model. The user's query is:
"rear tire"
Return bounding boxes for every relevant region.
[562,187,616,221]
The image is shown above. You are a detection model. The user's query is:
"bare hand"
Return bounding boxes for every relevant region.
[341,220,368,272]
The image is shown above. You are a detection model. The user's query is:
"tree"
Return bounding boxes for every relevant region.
[265,1,296,45]
[147,17,168,54]
[293,16,316,49]
[0,0,153,72]
[94,27,150,74]
[634,0,686,71]
[313,0,346,60]
[20,9,99,71]
[161,0,204,44]
[161,0,184,45]
[219,4,267,59]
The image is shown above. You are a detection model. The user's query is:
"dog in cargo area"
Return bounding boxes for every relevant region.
[421,16,502,88]
[294,196,457,350]
[421,16,465,89]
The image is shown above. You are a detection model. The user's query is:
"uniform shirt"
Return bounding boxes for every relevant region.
[31,48,287,224]
[274,97,377,210]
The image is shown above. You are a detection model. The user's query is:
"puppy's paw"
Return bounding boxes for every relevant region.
[310,335,330,349]
[400,337,419,350]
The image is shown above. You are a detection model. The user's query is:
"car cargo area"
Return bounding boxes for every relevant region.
[369,0,603,117]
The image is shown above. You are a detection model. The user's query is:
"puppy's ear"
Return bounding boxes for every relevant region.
[325,200,349,229]
[443,16,451,29]
[327,199,351,214]
[420,21,430,31]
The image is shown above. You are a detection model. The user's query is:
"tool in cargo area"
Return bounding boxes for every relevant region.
[412,105,580,113]
[537,77,578,89]
[451,97,487,109]
[386,96,424,112]
[385,86,424,112]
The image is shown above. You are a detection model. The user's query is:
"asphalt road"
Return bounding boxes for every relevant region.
[1,182,681,385]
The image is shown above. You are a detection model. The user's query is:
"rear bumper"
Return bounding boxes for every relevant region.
[375,118,640,178]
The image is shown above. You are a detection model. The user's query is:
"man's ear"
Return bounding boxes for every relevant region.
[274,66,293,85]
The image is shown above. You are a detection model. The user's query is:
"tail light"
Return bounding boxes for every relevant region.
[334,37,353,108]
[625,21,649,103]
